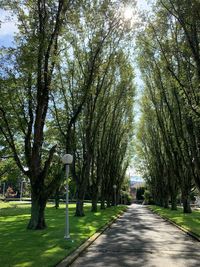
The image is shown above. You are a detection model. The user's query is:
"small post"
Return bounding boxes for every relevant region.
[61,154,73,240]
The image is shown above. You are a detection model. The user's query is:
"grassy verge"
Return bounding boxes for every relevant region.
[0,201,127,267]
[149,205,200,237]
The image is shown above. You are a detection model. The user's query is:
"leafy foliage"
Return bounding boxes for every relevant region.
[136,0,200,213]
[0,0,136,227]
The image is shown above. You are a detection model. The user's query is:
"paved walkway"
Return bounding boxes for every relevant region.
[71,204,200,267]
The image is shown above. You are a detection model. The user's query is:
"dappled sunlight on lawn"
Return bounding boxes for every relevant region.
[150,205,200,237]
[0,202,126,267]
[0,214,30,222]
[15,261,34,267]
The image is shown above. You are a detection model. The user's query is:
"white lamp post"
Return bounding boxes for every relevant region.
[113,184,117,206]
[61,154,73,240]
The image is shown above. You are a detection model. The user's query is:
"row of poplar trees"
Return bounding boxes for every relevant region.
[0,0,135,229]
[136,0,200,213]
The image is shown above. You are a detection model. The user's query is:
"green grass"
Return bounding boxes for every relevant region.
[149,205,200,237]
[0,201,127,267]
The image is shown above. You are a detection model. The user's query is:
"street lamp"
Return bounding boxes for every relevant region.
[113,184,117,206]
[20,178,26,201]
[61,154,73,240]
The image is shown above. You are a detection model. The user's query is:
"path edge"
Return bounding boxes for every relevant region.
[147,206,200,242]
[56,207,128,267]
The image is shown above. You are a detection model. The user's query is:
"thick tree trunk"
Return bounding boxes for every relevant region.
[91,198,98,212]
[182,194,192,213]
[55,188,60,209]
[171,194,177,210]
[181,172,192,213]
[159,197,164,207]
[164,197,169,208]
[75,179,87,216]
[75,199,85,216]
[107,199,111,207]
[91,188,98,212]
[75,151,91,216]
[27,194,47,230]
[101,198,106,209]
[75,181,86,216]
[75,180,88,216]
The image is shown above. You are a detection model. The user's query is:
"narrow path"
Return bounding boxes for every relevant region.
[71,204,200,267]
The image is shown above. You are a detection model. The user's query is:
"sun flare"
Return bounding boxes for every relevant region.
[124,7,133,20]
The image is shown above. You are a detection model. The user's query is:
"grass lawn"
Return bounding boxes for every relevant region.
[149,205,200,237]
[0,201,127,267]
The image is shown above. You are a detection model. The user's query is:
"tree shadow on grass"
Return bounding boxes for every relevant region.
[0,203,126,267]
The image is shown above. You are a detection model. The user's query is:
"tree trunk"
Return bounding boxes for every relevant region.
[75,181,87,216]
[27,193,47,230]
[75,151,91,216]
[75,180,86,216]
[164,197,169,208]
[91,188,98,212]
[91,198,98,212]
[107,199,111,207]
[75,176,87,216]
[101,198,106,209]
[171,194,177,210]
[75,199,85,216]
[182,194,192,213]
[159,197,164,207]
[55,188,60,209]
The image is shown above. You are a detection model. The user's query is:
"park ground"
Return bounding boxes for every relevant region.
[149,205,200,237]
[1,203,200,267]
[71,204,200,267]
[0,202,126,267]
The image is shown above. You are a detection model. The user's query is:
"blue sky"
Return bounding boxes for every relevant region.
[0,9,18,46]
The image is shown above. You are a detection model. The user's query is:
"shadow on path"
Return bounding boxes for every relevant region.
[71,204,200,267]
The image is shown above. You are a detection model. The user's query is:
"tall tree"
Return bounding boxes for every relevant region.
[135,0,200,212]
[0,0,72,229]
[51,0,136,216]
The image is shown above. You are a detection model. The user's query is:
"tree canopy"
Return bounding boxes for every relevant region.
[136,0,200,213]
[0,0,136,229]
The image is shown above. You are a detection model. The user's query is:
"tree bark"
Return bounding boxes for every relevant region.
[75,180,87,216]
[55,188,60,209]
[91,187,99,212]
[171,194,177,210]
[75,199,85,216]
[75,148,91,216]
[164,197,169,208]
[91,198,98,212]
[182,194,192,213]
[27,193,47,229]
[75,178,87,216]
[107,199,111,207]
[101,199,106,209]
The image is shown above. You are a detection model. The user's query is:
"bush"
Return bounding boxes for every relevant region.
[144,189,154,205]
